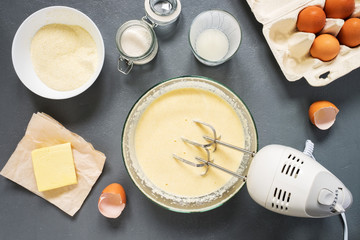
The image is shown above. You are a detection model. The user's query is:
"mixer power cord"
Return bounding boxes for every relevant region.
[303,140,348,240]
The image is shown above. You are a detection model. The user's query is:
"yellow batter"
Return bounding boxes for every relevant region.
[135,88,245,197]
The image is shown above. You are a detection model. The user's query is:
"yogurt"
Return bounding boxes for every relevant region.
[196,29,229,61]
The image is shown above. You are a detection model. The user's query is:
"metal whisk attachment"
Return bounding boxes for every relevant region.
[174,137,213,176]
[172,120,256,180]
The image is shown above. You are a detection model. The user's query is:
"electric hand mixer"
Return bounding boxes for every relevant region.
[173,120,353,220]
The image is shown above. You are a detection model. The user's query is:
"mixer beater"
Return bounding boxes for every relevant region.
[173,119,253,179]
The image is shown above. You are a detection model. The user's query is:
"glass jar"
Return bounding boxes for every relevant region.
[116,0,181,74]
[116,20,158,74]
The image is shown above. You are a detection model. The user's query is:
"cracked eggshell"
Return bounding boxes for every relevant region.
[309,101,339,130]
[247,0,360,86]
[98,183,126,218]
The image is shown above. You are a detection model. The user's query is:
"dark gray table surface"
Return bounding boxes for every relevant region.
[1,0,359,239]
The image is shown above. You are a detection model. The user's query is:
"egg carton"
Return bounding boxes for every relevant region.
[246,0,360,86]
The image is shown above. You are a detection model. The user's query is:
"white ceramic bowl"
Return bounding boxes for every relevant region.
[11,6,105,99]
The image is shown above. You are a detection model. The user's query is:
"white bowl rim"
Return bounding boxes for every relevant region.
[11,6,105,100]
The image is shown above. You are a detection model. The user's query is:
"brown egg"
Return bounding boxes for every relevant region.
[324,0,355,19]
[310,34,340,61]
[337,18,360,47]
[297,6,326,33]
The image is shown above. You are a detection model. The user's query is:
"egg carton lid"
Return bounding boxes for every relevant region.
[246,0,314,24]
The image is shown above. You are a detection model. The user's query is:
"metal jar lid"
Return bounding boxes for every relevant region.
[144,0,181,26]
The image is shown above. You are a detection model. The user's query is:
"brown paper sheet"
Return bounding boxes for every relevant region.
[0,112,106,216]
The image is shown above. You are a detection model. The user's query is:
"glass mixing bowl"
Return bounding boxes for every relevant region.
[122,76,258,213]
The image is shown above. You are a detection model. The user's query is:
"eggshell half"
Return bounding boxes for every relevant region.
[309,101,339,130]
[98,183,126,218]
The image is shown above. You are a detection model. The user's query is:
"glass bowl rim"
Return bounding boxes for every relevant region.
[121,75,258,213]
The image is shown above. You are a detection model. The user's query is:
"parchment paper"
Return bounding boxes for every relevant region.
[0,112,106,216]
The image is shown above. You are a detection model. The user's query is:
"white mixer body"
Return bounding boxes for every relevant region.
[246,145,352,218]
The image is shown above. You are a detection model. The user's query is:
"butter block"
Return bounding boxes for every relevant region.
[32,143,77,192]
